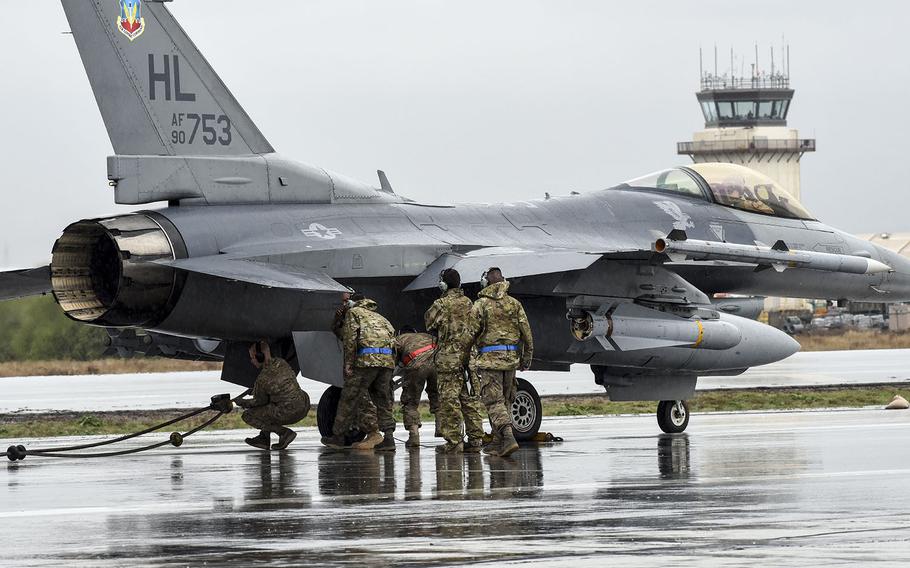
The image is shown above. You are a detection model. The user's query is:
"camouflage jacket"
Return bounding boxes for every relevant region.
[471,281,533,371]
[393,332,436,370]
[248,358,307,410]
[342,298,396,368]
[425,288,474,372]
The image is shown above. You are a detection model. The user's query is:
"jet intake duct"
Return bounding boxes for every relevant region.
[50,214,185,327]
[569,304,742,351]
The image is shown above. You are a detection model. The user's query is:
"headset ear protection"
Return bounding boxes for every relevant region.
[254,341,266,364]
[438,269,449,292]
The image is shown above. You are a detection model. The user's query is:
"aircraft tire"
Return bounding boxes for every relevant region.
[511,377,542,441]
[657,400,690,434]
[317,386,366,445]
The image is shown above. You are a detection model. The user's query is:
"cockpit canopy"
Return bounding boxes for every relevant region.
[620,162,813,220]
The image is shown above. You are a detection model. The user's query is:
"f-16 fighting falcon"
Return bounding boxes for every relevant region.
[3,0,910,439]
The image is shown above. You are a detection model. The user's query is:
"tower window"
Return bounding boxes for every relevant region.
[734,101,756,119]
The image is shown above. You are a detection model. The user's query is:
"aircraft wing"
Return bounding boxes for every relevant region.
[157,257,349,292]
[403,248,602,291]
[0,266,52,301]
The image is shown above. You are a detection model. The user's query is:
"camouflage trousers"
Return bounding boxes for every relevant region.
[357,392,379,432]
[332,366,396,435]
[242,401,309,433]
[476,368,517,431]
[400,365,439,430]
[437,369,486,444]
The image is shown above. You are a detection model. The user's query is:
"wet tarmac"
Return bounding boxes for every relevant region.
[3,349,910,413]
[3,409,910,566]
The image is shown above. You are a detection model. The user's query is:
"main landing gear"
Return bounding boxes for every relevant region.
[316,386,366,446]
[656,400,689,434]
[511,377,542,441]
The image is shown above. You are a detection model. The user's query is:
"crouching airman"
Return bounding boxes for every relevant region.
[237,341,310,451]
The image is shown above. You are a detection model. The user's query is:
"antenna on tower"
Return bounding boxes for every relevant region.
[699,46,703,84]
[787,44,790,78]
[770,46,775,80]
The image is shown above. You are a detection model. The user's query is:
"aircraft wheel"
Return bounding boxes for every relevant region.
[511,377,542,442]
[317,386,366,445]
[657,400,689,434]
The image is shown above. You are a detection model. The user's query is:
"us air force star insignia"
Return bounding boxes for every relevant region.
[301,223,342,239]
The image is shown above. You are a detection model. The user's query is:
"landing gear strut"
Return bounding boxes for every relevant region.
[656,400,689,434]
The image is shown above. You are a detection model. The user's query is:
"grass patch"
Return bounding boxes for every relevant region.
[796,330,910,352]
[0,358,221,378]
[2,385,907,440]
[0,357,221,377]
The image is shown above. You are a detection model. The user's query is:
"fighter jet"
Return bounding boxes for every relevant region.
[4,0,910,438]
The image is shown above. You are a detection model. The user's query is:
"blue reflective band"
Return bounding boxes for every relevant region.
[358,347,393,355]
[478,344,518,354]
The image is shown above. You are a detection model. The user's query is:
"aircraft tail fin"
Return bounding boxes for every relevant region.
[61,0,273,156]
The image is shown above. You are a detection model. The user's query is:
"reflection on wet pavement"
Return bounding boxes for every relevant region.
[3,410,910,566]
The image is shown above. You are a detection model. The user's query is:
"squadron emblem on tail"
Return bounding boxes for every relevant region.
[116,0,145,42]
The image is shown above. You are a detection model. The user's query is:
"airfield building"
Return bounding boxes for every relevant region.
[677,48,814,200]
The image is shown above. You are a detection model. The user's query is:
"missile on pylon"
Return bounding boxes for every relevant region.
[653,230,892,275]
[569,302,742,352]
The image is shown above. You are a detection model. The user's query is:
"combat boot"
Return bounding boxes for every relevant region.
[497,426,520,457]
[482,429,502,456]
[245,431,270,451]
[434,417,442,438]
[320,435,349,449]
[271,427,297,451]
[352,431,384,450]
[435,441,463,454]
[464,437,483,453]
[374,430,396,452]
[405,426,420,448]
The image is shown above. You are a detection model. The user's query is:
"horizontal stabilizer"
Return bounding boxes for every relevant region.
[157,257,348,292]
[0,266,51,301]
[404,248,601,291]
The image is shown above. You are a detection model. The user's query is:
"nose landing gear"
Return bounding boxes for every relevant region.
[657,400,689,434]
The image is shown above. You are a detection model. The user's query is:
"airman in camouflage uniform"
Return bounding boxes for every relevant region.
[394,328,439,448]
[323,296,397,451]
[471,268,533,457]
[238,342,311,451]
[332,291,380,446]
[425,269,486,453]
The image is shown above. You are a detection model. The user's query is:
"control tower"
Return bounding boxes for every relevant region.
[677,47,815,199]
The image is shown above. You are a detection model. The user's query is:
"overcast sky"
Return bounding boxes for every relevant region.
[2,0,909,267]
